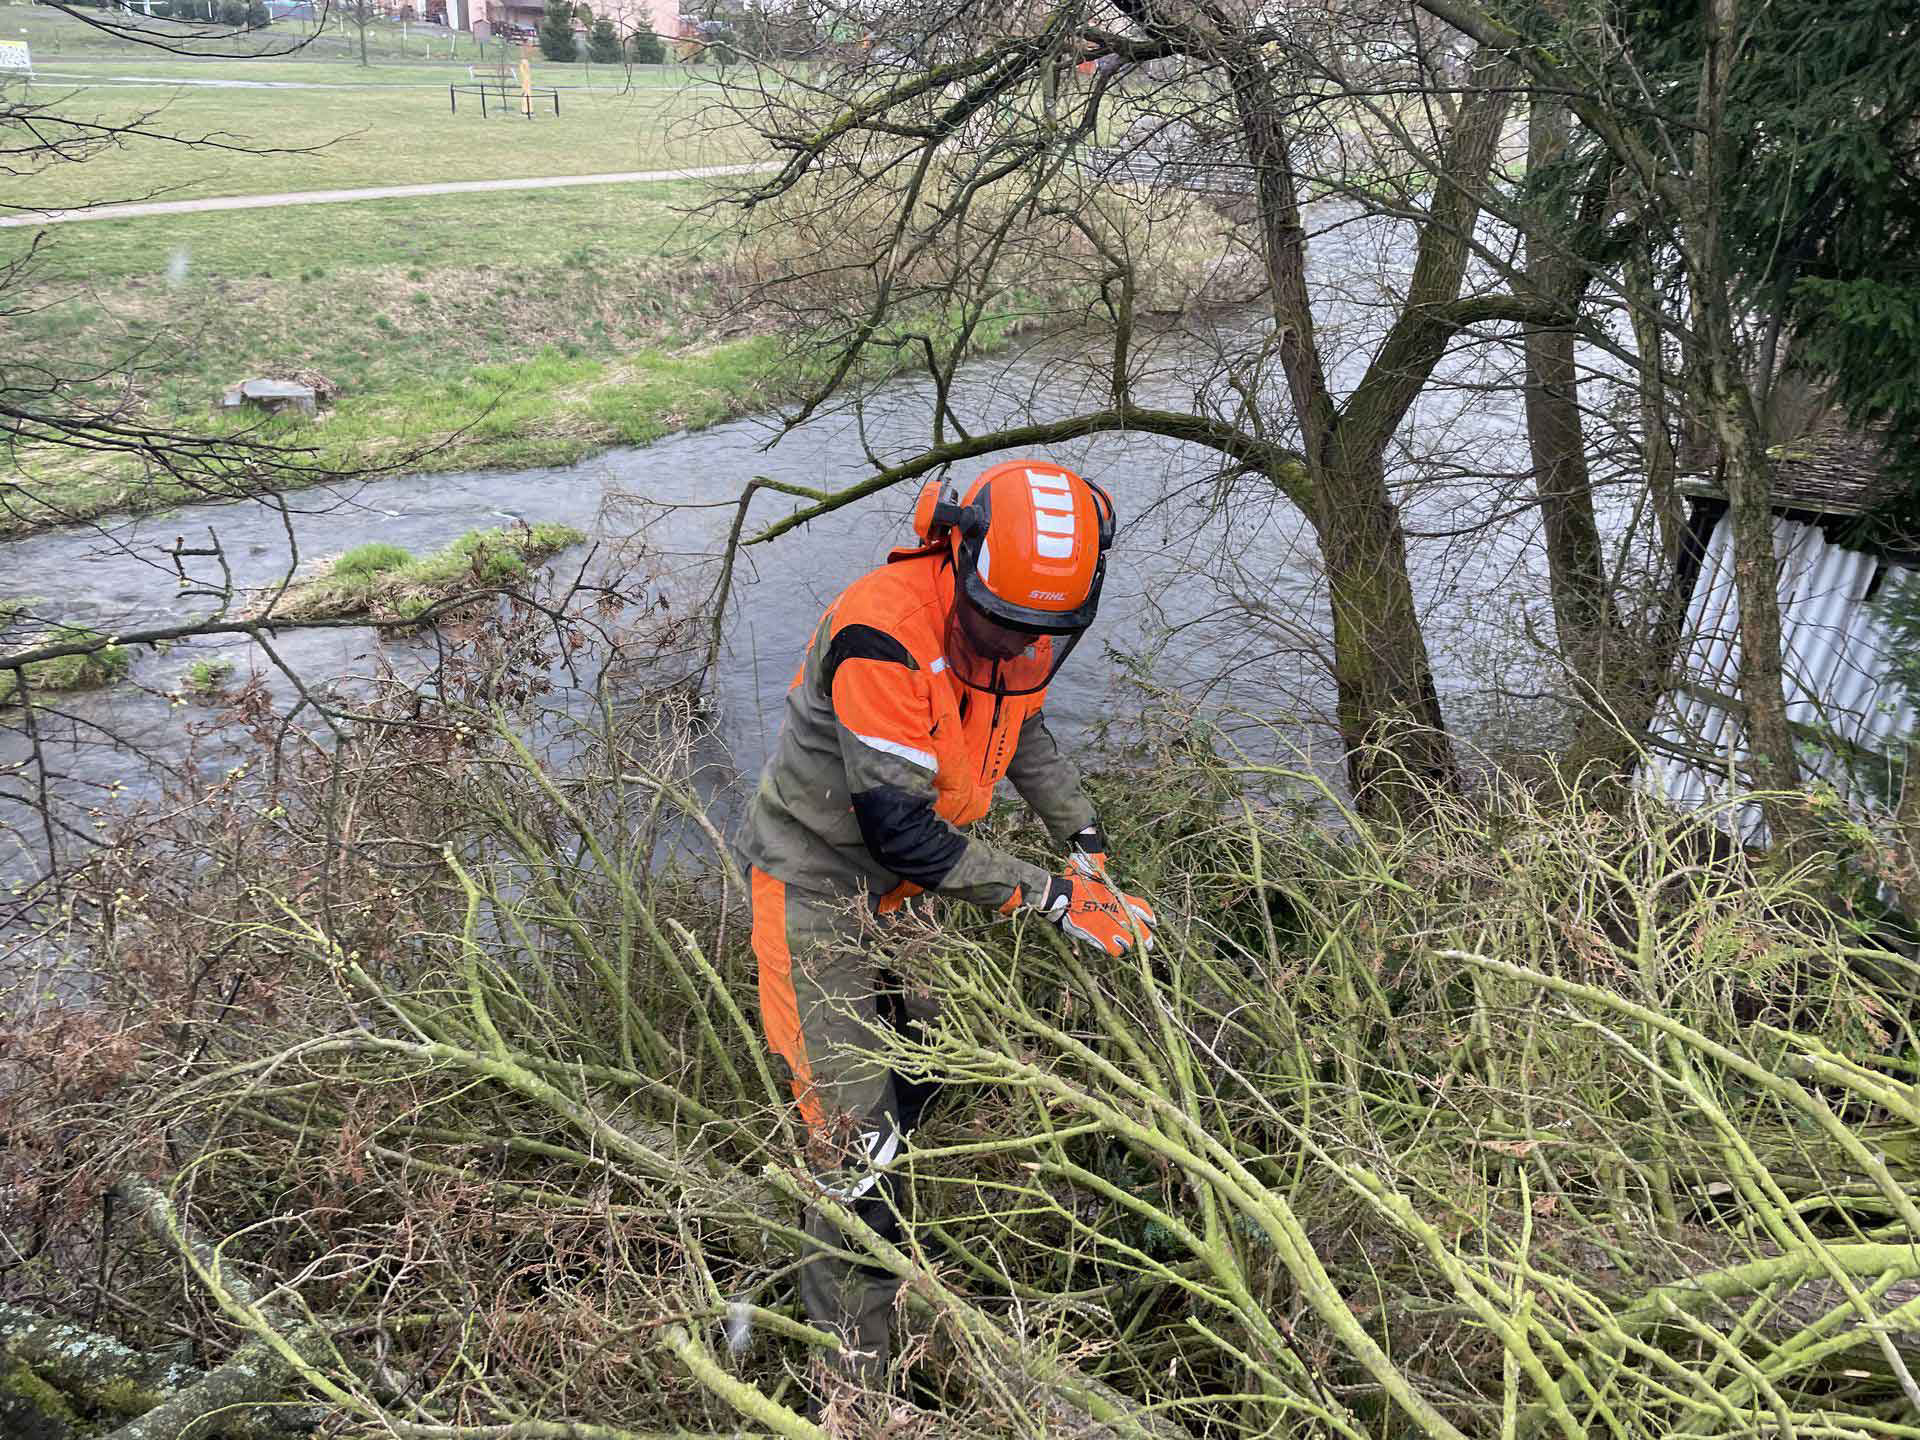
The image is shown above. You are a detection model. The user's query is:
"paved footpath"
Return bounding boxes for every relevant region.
[0,161,778,228]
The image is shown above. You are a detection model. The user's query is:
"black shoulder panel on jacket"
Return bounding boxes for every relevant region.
[851,784,966,889]
[822,623,917,692]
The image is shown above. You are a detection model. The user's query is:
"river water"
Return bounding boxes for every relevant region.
[2,243,1575,883]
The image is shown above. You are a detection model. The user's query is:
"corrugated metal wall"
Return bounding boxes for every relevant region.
[1646,511,1916,842]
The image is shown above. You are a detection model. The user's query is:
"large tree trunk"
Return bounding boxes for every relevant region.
[1318,442,1457,807]
[1224,37,1493,811]
[1702,363,1802,804]
[1521,95,1654,774]
[1895,739,1920,922]
[1687,0,1804,842]
[1523,105,1617,671]
[1624,244,1686,571]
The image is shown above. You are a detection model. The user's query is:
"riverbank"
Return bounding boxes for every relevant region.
[1,50,772,540]
[0,275,1048,539]
[259,523,586,621]
[4,199,1238,540]
[0,620,128,706]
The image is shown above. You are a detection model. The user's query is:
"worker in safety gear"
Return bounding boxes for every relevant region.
[739,458,1156,1386]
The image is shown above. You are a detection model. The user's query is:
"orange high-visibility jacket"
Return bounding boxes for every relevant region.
[738,548,1097,912]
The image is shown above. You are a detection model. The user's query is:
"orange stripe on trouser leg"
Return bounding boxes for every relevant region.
[749,867,825,1131]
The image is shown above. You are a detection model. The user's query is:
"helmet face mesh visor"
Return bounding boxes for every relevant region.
[945,596,1083,697]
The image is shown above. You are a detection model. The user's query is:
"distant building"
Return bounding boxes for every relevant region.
[480,0,541,37]
[464,0,683,43]
[593,0,689,49]
[1646,429,1918,842]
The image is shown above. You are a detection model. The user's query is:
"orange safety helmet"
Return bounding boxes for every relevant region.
[911,459,1116,695]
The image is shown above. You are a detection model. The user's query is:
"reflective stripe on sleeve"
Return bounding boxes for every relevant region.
[852,732,937,770]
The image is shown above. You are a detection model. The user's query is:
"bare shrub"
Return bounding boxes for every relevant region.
[4,678,1918,1437]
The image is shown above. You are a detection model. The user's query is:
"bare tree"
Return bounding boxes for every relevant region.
[1419,0,1808,839]
[343,0,376,66]
[701,0,1580,814]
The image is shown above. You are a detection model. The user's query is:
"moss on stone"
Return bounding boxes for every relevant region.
[0,1355,82,1439]
[94,1373,167,1417]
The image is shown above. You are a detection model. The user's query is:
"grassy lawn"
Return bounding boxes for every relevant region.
[0,17,846,541]
[0,11,795,541]
[0,170,784,533]
[262,523,586,619]
[10,179,722,406]
[15,172,711,280]
[1,5,793,540]
[0,24,1228,543]
[4,0,711,67]
[13,67,752,210]
[26,57,707,84]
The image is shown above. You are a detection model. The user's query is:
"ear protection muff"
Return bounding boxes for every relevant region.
[911,478,988,544]
[911,479,953,542]
[1085,478,1116,553]
[932,470,1118,636]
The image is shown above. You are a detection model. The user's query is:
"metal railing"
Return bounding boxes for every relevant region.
[450,79,559,117]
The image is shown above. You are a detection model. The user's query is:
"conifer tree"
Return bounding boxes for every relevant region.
[626,26,663,63]
[537,0,575,63]
[586,15,619,62]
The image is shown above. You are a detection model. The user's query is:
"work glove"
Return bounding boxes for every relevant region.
[1039,866,1156,957]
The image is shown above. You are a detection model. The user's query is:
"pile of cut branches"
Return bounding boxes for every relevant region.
[3,682,1917,1439]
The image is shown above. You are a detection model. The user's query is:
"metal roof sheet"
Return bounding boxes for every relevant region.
[1646,510,1916,844]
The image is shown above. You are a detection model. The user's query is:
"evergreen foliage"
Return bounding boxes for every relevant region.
[692,21,735,66]
[586,16,620,63]
[625,25,664,63]
[1707,3,1920,485]
[1512,2,1920,527]
[1873,571,1920,712]
[536,0,575,62]
[1598,4,1920,479]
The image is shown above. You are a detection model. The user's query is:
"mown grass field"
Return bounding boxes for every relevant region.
[2,17,791,535]
[5,0,679,64]
[20,180,715,394]
[0,18,1235,538]
[12,62,746,209]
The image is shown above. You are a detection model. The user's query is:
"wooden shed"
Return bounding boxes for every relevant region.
[1645,430,1918,840]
